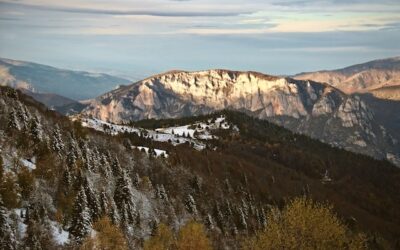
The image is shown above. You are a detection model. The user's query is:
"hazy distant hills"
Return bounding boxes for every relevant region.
[0,58,130,100]
[294,57,400,100]
[82,69,400,166]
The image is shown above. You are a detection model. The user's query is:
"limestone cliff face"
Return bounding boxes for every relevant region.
[82,69,400,166]
[84,70,333,121]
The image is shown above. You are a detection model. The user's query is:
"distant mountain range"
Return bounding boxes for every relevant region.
[1,56,399,166]
[294,56,400,100]
[0,58,130,100]
[82,69,400,166]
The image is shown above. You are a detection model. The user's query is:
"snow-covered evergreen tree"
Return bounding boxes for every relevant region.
[51,125,65,154]
[24,202,54,250]
[0,196,16,250]
[83,176,101,221]
[66,142,78,167]
[132,173,140,188]
[205,213,214,230]
[29,115,43,142]
[99,154,112,179]
[241,198,249,217]
[214,202,226,234]
[156,184,169,202]
[109,196,120,226]
[69,187,92,244]
[114,169,136,226]
[99,190,109,217]
[16,101,29,130]
[238,207,247,231]
[7,108,20,131]
[111,157,122,177]
[184,194,197,215]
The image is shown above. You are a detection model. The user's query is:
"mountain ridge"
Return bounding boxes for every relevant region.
[0,57,131,100]
[294,56,400,96]
[81,69,400,167]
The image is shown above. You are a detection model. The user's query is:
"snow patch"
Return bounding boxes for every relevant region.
[132,146,168,158]
[73,115,236,152]
[20,158,36,170]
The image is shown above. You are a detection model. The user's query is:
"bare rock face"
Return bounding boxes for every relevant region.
[84,70,327,122]
[336,96,374,130]
[82,69,400,166]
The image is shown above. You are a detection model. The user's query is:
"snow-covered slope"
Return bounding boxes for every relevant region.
[73,115,235,151]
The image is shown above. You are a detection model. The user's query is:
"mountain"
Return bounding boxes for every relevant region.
[1,86,400,248]
[294,57,400,99]
[19,89,77,108]
[82,69,400,166]
[369,85,400,101]
[0,57,130,100]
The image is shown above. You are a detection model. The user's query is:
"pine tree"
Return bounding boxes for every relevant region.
[16,101,29,130]
[204,213,214,230]
[224,179,232,193]
[66,142,78,167]
[100,154,112,179]
[62,165,73,190]
[132,173,140,188]
[114,170,136,226]
[7,108,20,131]
[184,194,197,215]
[83,177,101,221]
[0,196,16,250]
[214,202,226,234]
[150,218,159,236]
[99,191,109,217]
[192,175,202,194]
[111,157,122,177]
[224,200,233,218]
[24,204,54,250]
[258,207,267,229]
[29,115,43,142]
[241,198,249,217]
[51,125,65,154]
[156,184,169,202]
[109,197,120,226]
[238,207,248,231]
[69,187,92,244]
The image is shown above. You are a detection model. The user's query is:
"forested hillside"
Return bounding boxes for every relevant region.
[0,86,399,249]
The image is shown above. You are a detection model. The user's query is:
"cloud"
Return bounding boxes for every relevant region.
[0,1,250,17]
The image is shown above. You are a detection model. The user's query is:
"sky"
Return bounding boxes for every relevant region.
[0,0,400,79]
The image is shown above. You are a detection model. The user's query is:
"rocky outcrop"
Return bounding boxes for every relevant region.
[82,69,400,166]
